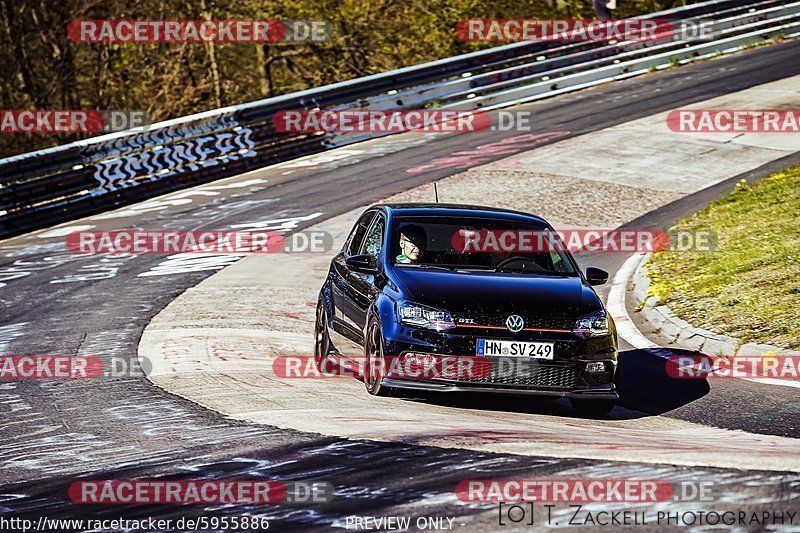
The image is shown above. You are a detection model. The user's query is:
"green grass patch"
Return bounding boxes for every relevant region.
[646,165,800,349]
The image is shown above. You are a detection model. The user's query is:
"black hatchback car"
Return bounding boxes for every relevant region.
[314,203,618,415]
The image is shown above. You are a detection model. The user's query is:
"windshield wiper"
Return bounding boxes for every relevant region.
[494,267,570,275]
[399,263,458,271]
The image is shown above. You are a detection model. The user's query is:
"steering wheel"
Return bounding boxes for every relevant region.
[495,255,547,271]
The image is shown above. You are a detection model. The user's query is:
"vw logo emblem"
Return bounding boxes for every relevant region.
[505,314,524,333]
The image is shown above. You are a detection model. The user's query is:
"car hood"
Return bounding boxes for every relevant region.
[391,267,602,319]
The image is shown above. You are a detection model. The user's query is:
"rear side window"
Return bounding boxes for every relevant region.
[346,211,376,255]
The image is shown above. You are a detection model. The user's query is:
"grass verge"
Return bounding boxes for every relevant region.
[646,165,800,350]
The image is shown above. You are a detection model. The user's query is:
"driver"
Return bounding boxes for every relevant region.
[396,224,427,264]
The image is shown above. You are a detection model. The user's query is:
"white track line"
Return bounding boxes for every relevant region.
[607,254,665,353]
[606,253,800,389]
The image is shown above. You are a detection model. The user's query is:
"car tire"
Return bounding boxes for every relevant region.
[364,319,394,397]
[314,300,331,372]
[570,398,615,417]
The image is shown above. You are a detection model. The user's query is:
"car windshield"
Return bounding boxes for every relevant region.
[391,215,577,275]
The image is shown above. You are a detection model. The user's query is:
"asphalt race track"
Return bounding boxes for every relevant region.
[2,40,800,530]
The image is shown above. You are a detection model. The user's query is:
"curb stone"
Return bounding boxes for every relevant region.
[632,253,798,358]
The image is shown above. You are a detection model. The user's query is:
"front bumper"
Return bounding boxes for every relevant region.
[382,377,618,399]
[380,321,618,397]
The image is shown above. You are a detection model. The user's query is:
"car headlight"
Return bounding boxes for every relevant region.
[573,311,610,338]
[397,300,455,331]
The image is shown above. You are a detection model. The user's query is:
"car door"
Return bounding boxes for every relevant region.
[330,210,375,358]
[346,213,386,341]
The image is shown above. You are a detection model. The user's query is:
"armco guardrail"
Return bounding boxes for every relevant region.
[1,0,798,239]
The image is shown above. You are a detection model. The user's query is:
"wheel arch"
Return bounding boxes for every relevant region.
[318,282,335,329]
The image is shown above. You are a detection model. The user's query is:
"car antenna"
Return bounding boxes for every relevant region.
[433,182,440,203]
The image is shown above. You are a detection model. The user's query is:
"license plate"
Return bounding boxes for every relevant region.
[476,339,554,359]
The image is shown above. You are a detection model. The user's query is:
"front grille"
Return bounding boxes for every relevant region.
[456,358,580,389]
[586,372,614,386]
[454,312,574,331]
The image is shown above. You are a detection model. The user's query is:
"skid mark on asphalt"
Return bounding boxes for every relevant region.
[1,439,797,530]
[406,132,570,174]
[0,377,278,480]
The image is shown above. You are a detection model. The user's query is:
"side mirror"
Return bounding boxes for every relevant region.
[346,254,378,275]
[586,267,609,286]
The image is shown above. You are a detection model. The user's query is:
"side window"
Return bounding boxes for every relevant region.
[360,216,386,258]
[346,211,376,255]
[550,251,565,270]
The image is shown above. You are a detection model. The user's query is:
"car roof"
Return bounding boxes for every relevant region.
[373,202,549,225]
